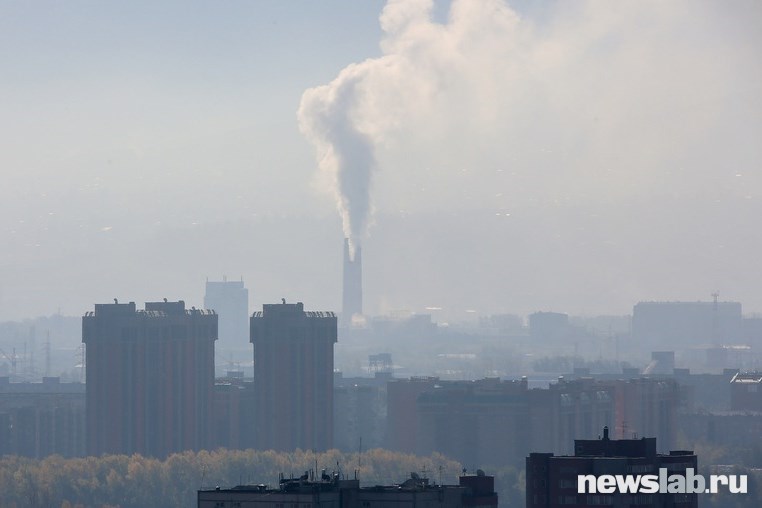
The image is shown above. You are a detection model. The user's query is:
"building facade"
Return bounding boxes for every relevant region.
[526,428,698,507]
[82,300,217,457]
[250,301,337,451]
[0,377,85,458]
[730,372,762,411]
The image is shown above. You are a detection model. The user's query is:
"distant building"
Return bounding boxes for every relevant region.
[632,301,743,349]
[212,375,256,451]
[198,471,497,508]
[334,372,388,452]
[416,378,531,467]
[385,376,681,467]
[250,301,337,451]
[528,378,614,456]
[204,278,249,370]
[672,368,737,412]
[386,376,439,453]
[606,378,680,451]
[730,371,762,412]
[0,377,85,458]
[529,312,570,343]
[82,300,217,457]
[526,428,698,507]
[677,410,762,448]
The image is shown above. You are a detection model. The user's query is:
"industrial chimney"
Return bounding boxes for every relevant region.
[342,238,363,325]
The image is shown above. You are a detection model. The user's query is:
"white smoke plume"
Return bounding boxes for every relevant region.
[298,0,761,255]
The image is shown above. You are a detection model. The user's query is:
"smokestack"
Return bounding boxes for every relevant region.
[342,238,362,325]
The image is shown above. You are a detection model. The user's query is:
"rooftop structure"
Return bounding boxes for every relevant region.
[198,470,497,508]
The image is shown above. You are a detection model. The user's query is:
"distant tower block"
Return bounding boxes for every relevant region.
[342,238,363,325]
[203,276,249,352]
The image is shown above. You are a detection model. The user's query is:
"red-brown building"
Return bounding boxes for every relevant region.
[82,300,217,457]
[250,301,337,451]
[386,376,439,452]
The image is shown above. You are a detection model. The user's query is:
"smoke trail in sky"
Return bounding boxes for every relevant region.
[298,71,376,258]
[297,0,520,256]
[298,0,761,255]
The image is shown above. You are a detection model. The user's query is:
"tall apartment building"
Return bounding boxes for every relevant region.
[82,300,217,457]
[250,301,337,451]
[526,428,698,507]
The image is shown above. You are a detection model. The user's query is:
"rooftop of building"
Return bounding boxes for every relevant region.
[84,300,216,318]
[567,427,694,459]
[0,377,85,393]
[731,372,762,384]
[250,301,335,319]
[201,471,491,496]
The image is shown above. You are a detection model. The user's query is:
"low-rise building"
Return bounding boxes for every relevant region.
[0,376,85,458]
[198,471,497,508]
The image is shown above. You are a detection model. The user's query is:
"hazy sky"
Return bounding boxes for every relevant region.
[1,0,760,321]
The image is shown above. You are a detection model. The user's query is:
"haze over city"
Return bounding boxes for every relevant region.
[1,2,762,507]
[1,0,760,322]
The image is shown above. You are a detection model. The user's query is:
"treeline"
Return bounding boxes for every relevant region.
[0,449,466,508]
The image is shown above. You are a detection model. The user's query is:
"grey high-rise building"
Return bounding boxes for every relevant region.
[204,277,249,368]
[342,238,362,326]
